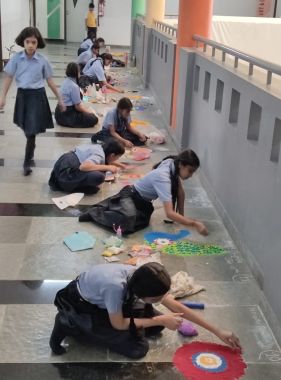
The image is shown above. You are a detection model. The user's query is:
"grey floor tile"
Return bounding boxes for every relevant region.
[18,243,105,280]
[0,305,107,363]
[244,363,281,379]
[0,244,26,279]
[0,217,32,243]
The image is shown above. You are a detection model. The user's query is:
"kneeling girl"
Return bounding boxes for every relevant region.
[79,150,209,235]
[50,262,241,358]
[49,139,125,194]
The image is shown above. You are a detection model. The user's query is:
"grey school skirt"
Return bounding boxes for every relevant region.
[14,88,54,137]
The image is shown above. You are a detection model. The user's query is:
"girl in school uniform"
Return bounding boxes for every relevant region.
[77,31,95,56]
[79,150,209,235]
[55,62,98,129]
[77,42,100,73]
[0,27,64,176]
[91,97,147,148]
[82,53,124,93]
[48,139,125,194]
[49,262,241,358]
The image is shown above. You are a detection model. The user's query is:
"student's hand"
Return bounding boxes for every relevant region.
[139,134,148,143]
[155,313,184,330]
[58,100,66,112]
[124,140,134,148]
[216,329,241,350]
[194,221,209,236]
[107,165,119,174]
[0,97,6,109]
[118,88,125,94]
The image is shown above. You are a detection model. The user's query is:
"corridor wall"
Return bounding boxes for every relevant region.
[174,47,281,329]
[0,0,31,60]
[132,19,176,125]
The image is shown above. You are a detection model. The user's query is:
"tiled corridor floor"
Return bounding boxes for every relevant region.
[0,43,280,379]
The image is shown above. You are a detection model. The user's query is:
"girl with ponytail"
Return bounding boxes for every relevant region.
[50,263,241,358]
[79,149,209,236]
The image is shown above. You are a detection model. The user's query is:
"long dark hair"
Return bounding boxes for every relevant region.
[153,150,200,210]
[125,263,171,338]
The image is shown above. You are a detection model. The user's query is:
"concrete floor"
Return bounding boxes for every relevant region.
[0,43,281,379]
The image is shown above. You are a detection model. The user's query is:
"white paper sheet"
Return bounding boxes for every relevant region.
[52,193,84,210]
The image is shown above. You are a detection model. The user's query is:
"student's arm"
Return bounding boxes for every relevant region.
[177,179,185,216]
[163,201,209,236]
[79,160,119,173]
[109,311,184,331]
[126,123,147,142]
[46,78,66,111]
[0,75,13,109]
[99,80,124,94]
[162,295,241,349]
[112,161,127,169]
[75,102,95,114]
[108,125,133,148]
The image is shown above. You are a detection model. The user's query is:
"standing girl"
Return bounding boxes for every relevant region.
[79,150,209,235]
[0,27,64,176]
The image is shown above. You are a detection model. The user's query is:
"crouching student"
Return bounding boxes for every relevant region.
[77,31,95,56]
[55,62,98,128]
[79,150,209,235]
[91,98,147,147]
[49,262,241,358]
[77,41,100,73]
[48,139,125,194]
[82,53,123,93]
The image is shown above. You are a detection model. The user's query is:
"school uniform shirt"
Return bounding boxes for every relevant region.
[80,38,93,50]
[85,11,97,27]
[78,264,134,313]
[134,159,175,202]
[60,77,81,106]
[4,51,53,89]
[77,49,96,66]
[74,144,105,165]
[83,58,106,81]
[102,108,132,134]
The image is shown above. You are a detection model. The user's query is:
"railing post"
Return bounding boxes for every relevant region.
[234,57,239,68]
[203,43,207,52]
[212,47,215,57]
[267,71,272,85]
[249,63,254,76]
[222,51,226,62]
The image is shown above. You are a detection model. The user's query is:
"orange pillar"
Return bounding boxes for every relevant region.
[171,0,213,128]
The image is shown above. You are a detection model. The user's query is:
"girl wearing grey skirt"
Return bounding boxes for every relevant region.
[0,27,64,176]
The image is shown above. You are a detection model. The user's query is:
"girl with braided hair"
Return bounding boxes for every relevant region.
[50,263,241,358]
[79,149,209,235]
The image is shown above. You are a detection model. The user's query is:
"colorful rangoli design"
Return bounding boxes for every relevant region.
[173,342,246,379]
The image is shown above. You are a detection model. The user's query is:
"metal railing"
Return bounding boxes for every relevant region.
[193,34,281,85]
[136,13,145,22]
[153,19,177,38]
